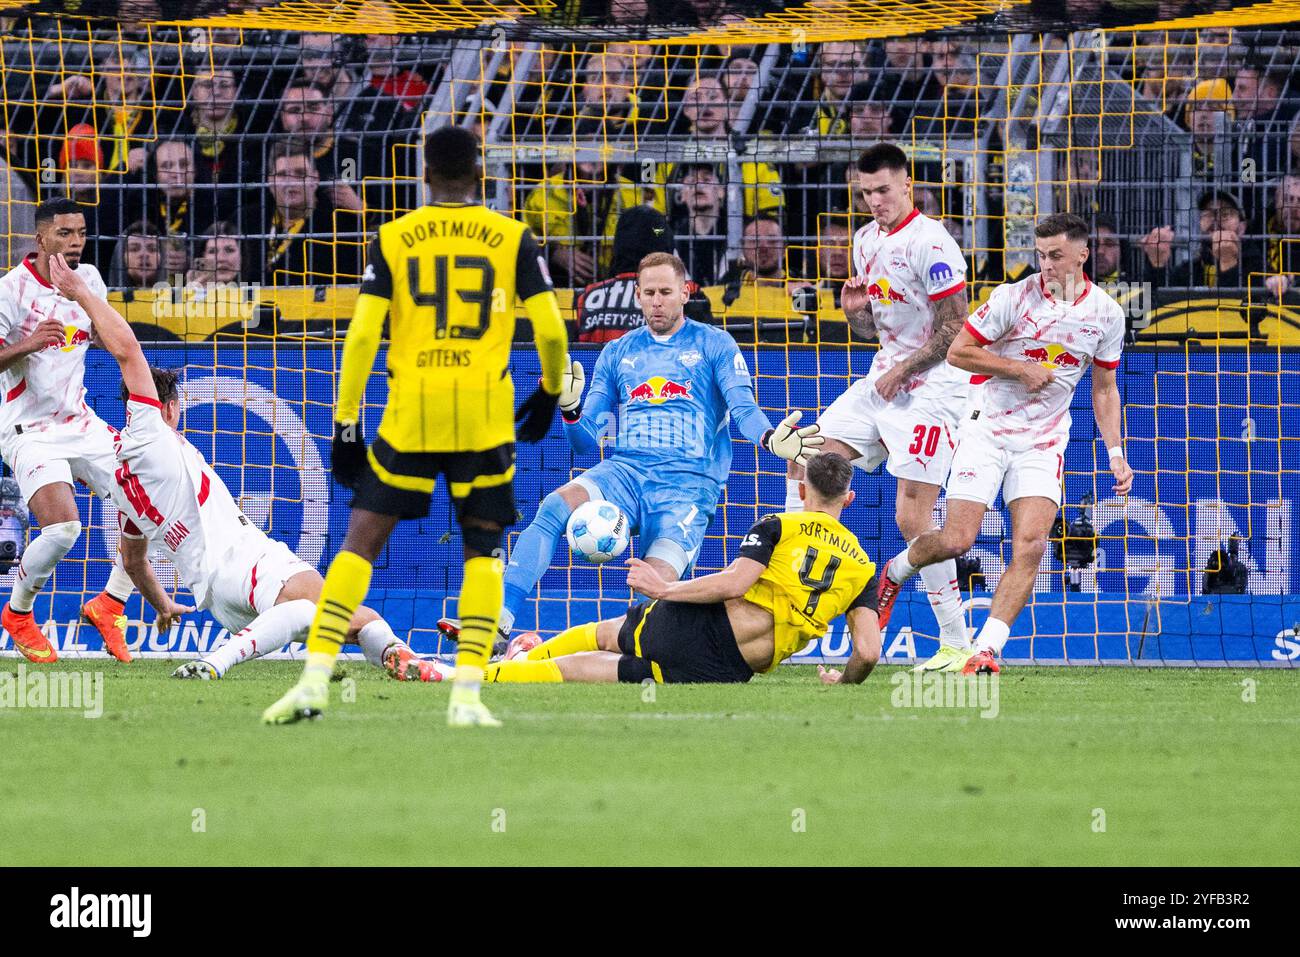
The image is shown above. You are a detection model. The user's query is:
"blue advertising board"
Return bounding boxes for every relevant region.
[4,343,1298,666]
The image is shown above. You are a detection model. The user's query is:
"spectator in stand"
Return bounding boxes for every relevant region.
[1092,215,1126,285]
[299,33,363,122]
[523,160,664,287]
[1056,147,1102,216]
[43,47,154,176]
[917,40,980,138]
[186,221,248,287]
[1092,213,1145,336]
[573,50,641,138]
[1233,60,1294,220]
[736,216,817,300]
[245,139,358,286]
[124,139,229,243]
[1141,189,1263,290]
[1234,60,1295,125]
[878,36,933,131]
[723,54,760,106]
[56,123,123,270]
[353,34,430,126]
[882,36,929,89]
[1184,78,1234,178]
[671,75,783,221]
[109,220,163,289]
[574,204,712,343]
[792,41,869,136]
[846,96,895,142]
[1264,174,1300,300]
[670,163,729,285]
[181,63,262,204]
[731,217,818,341]
[276,85,370,216]
[1134,49,1195,120]
[816,218,852,306]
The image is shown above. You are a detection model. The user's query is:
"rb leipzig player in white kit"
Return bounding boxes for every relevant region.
[789,144,971,671]
[0,198,137,663]
[47,254,445,684]
[875,213,1133,674]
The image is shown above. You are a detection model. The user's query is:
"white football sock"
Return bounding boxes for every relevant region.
[357,617,403,667]
[887,546,918,584]
[105,557,135,604]
[920,559,968,649]
[205,598,315,676]
[975,617,1011,655]
[10,520,81,613]
[784,478,803,512]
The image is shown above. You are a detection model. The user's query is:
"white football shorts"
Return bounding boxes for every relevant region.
[945,435,1064,508]
[815,376,965,486]
[206,536,316,635]
[1,415,119,503]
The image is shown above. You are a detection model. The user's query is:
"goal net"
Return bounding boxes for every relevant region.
[0,2,1296,666]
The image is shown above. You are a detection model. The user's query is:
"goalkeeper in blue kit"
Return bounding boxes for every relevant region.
[445,251,823,647]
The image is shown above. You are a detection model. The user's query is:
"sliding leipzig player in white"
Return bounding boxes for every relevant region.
[47,253,445,684]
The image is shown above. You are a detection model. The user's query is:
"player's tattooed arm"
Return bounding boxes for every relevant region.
[873,289,967,401]
[840,275,876,340]
[903,289,967,376]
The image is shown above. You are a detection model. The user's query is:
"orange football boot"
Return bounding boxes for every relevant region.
[2,602,57,663]
[82,593,133,663]
[962,649,1001,675]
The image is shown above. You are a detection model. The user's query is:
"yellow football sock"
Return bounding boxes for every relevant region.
[303,550,372,683]
[485,659,564,683]
[453,556,504,694]
[526,621,598,660]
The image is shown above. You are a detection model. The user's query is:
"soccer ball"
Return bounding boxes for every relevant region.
[566,501,630,564]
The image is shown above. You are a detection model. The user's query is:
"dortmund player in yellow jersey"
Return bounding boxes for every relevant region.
[263,126,568,726]
[482,453,882,686]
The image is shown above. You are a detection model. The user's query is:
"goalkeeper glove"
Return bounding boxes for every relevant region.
[332,421,368,489]
[559,358,585,422]
[516,383,560,443]
[762,411,824,466]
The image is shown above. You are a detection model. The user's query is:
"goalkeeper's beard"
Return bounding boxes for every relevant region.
[645,310,681,335]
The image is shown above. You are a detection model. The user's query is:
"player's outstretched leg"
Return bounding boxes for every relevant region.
[262,553,372,724]
[879,498,986,671]
[893,480,970,671]
[523,621,598,660]
[499,485,584,636]
[81,553,138,663]
[263,509,397,724]
[183,600,316,679]
[447,531,506,727]
[961,496,1056,675]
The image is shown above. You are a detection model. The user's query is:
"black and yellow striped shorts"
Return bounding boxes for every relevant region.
[352,435,516,525]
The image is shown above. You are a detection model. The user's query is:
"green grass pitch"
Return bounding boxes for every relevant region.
[2,660,1295,866]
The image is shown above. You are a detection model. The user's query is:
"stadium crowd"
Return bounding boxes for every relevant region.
[2,10,1300,340]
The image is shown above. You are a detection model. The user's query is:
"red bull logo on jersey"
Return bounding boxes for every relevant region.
[1023,343,1081,368]
[626,376,693,405]
[59,324,90,352]
[865,277,908,306]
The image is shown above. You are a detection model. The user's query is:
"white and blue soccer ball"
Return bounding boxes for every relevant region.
[566,501,630,564]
